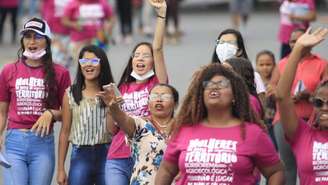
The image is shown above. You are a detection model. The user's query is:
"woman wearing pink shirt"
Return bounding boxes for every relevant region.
[105,0,168,185]
[62,0,114,61]
[278,0,316,58]
[0,17,71,185]
[156,63,284,185]
[275,27,328,185]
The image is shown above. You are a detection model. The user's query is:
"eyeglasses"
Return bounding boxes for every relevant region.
[78,58,100,65]
[312,98,328,108]
[132,53,152,59]
[149,93,173,101]
[216,39,237,46]
[202,79,231,90]
[23,32,45,40]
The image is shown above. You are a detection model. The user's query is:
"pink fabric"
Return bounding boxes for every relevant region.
[0,0,18,7]
[0,60,71,129]
[63,0,113,42]
[288,120,328,185]
[41,0,70,35]
[164,123,280,185]
[278,0,315,44]
[273,54,327,124]
[250,95,262,119]
[107,76,159,159]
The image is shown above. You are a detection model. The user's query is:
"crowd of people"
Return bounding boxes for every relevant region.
[0,0,327,185]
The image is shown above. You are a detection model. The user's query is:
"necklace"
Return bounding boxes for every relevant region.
[151,117,171,128]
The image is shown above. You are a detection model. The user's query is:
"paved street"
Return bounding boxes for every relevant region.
[0,5,327,184]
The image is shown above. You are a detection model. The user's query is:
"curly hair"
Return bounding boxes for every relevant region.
[174,63,264,138]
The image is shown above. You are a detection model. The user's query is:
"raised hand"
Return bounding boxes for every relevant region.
[96,87,121,107]
[148,0,167,18]
[296,27,328,48]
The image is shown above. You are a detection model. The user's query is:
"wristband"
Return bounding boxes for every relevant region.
[157,15,166,19]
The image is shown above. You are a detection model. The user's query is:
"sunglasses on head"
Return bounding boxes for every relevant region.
[312,98,328,108]
[78,58,100,65]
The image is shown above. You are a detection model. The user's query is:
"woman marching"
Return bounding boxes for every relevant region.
[105,0,168,184]
[98,83,179,184]
[57,45,115,185]
[0,17,71,185]
[155,63,285,185]
[275,27,328,185]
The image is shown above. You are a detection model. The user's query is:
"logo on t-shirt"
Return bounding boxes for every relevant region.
[78,4,104,27]
[313,141,328,182]
[15,77,46,115]
[121,88,150,117]
[185,138,238,184]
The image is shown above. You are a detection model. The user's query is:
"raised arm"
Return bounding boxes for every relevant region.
[275,28,328,139]
[149,0,168,83]
[97,89,136,138]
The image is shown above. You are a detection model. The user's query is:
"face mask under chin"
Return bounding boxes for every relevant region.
[131,69,155,81]
[23,49,47,60]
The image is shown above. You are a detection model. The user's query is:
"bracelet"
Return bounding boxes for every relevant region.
[157,15,166,19]
[46,109,55,121]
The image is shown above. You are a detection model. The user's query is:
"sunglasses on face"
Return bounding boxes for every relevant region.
[216,39,238,46]
[202,79,231,90]
[132,52,152,59]
[312,98,328,108]
[78,58,100,65]
[149,93,173,101]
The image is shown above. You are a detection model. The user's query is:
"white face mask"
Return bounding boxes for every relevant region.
[216,43,238,62]
[131,69,154,81]
[23,49,46,60]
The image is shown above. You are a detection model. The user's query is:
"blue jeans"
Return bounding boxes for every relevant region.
[3,129,55,185]
[68,144,109,185]
[105,157,134,185]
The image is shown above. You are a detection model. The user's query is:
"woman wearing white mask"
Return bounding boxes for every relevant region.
[105,1,168,185]
[0,17,71,185]
[211,28,266,102]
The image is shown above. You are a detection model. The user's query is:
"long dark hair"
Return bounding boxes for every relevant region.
[224,57,265,120]
[211,29,249,63]
[176,63,264,138]
[17,35,57,109]
[71,45,115,106]
[118,42,154,87]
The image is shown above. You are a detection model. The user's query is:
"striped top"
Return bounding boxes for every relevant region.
[67,88,111,145]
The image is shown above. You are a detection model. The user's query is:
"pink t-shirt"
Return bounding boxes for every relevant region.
[164,123,280,185]
[0,0,18,7]
[278,0,315,44]
[274,54,327,124]
[41,0,70,35]
[107,76,159,159]
[288,120,328,185]
[250,95,262,119]
[0,60,71,129]
[63,0,113,42]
